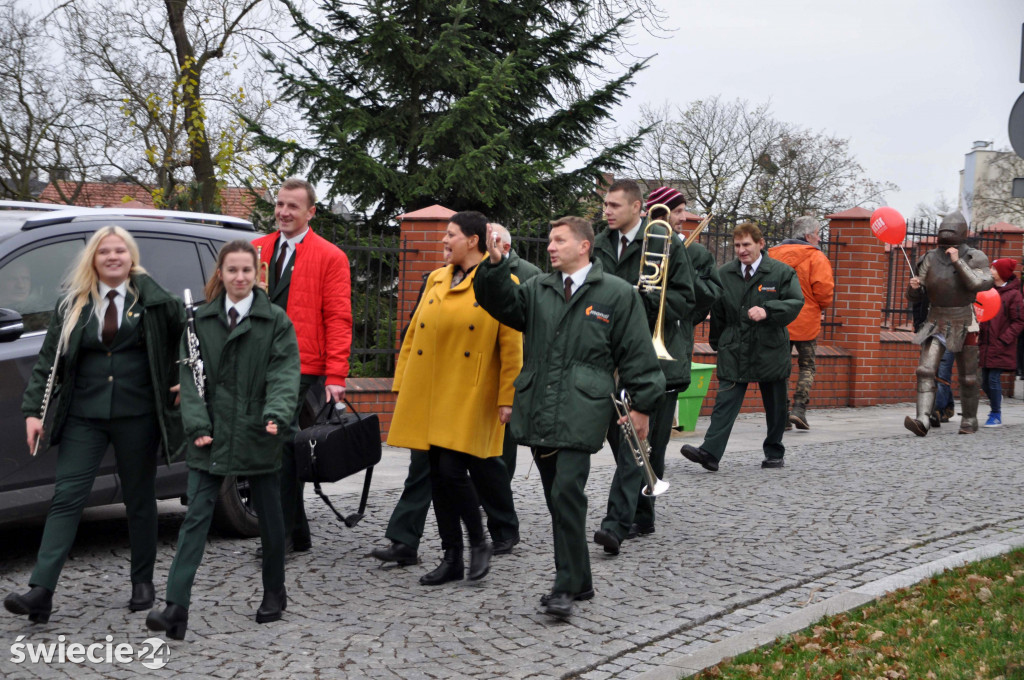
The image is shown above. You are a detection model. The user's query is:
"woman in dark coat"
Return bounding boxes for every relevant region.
[146,240,300,639]
[5,226,184,624]
[979,258,1024,427]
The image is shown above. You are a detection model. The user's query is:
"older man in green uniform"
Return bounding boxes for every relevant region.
[591,179,695,554]
[681,223,803,470]
[475,215,665,619]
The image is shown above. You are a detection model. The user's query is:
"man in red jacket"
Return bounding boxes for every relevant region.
[768,216,834,430]
[253,177,352,553]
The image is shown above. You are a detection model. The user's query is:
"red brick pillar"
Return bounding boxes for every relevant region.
[395,205,454,345]
[827,208,884,406]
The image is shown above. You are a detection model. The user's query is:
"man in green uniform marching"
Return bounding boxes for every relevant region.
[681,223,803,470]
[591,180,695,554]
[474,215,665,619]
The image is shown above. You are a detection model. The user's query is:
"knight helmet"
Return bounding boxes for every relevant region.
[937,211,969,246]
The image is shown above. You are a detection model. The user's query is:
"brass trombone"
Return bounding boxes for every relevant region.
[637,203,675,361]
[611,389,669,497]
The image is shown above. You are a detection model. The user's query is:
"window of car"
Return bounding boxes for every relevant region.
[135,236,208,301]
[0,239,84,332]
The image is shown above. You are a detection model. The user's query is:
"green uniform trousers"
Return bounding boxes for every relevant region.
[281,375,318,545]
[534,447,592,596]
[702,379,788,462]
[166,468,284,608]
[383,443,519,550]
[600,388,680,538]
[633,389,679,529]
[31,414,160,593]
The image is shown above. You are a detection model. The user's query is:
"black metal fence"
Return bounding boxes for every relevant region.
[322,221,418,378]
[881,218,1007,330]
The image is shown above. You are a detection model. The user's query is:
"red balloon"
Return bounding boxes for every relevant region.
[974,288,1002,323]
[869,207,907,245]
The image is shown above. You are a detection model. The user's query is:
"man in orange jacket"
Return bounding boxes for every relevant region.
[768,216,834,430]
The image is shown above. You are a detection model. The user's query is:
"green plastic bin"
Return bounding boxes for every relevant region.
[677,362,716,431]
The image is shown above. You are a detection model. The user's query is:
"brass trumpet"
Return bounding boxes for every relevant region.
[256,245,270,289]
[637,203,674,361]
[611,389,669,497]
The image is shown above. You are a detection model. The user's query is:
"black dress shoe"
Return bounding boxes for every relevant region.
[540,587,595,606]
[369,541,419,566]
[467,542,493,581]
[680,444,719,471]
[292,535,312,552]
[491,533,520,555]
[129,582,155,612]
[146,603,188,640]
[419,549,464,586]
[544,592,574,619]
[626,523,655,540]
[593,529,620,555]
[255,587,287,624]
[4,586,53,624]
[761,458,785,469]
[256,539,294,560]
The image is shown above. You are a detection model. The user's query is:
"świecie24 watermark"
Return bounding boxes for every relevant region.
[10,635,170,669]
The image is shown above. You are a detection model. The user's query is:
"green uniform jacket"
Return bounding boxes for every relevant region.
[179,289,301,477]
[22,273,186,462]
[507,250,543,282]
[710,255,803,383]
[593,221,697,390]
[686,240,723,326]
[474,258,666,453]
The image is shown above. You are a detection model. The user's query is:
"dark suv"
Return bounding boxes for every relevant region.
[0,201,260,536]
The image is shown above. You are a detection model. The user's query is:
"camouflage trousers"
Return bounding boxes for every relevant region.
[790,339,817,406]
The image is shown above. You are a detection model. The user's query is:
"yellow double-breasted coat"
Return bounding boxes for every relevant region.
[387,264,522,458]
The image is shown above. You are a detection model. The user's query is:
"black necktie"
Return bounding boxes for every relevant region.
[228,307,239,331]
[274,241,288,283]
[620,235,629,260]
[564,277,573,302]
[101,290,119,346]
[744,265,752,282]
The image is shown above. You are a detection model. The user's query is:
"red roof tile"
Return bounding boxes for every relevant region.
[38,181,259,220]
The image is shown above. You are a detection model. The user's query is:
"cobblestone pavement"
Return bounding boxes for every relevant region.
[2,403,1023,679]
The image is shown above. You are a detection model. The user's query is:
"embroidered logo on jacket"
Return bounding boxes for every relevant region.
[758,283,777,293]
[584,304,612,323]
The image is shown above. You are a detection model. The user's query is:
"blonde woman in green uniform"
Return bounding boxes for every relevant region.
[146,240,299,639]
[5,226,185,623]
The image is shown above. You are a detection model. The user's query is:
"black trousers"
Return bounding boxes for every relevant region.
[427,446,492,551]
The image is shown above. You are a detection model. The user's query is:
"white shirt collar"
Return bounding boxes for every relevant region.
[225,291,255,321]
[98,280,128,299]
[620,219,643,245]
[562,262,593,295]
[744,254,764,277]
[280,228,309,250]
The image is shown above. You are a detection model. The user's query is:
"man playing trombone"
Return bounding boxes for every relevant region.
[591,180,696,554]
[474,216,664,619]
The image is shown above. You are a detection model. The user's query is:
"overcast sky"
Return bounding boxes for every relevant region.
[616,0,1022,215]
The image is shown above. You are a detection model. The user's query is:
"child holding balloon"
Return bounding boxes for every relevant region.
[978,258,1024,427]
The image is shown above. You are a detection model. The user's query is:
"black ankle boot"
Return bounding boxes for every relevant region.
[146,603,188,640]
[255,587,287,624]
[419,548,464,586]
[467,541,492,581]
[3,586,53,624]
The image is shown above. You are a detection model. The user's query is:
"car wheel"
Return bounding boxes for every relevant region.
[211,475,260,537]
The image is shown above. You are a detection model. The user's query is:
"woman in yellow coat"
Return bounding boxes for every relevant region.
[388,211,523,586]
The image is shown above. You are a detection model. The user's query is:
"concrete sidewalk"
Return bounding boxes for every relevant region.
[1,399,1022,679]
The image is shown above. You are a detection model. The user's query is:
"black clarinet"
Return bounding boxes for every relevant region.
[180,289,207,402]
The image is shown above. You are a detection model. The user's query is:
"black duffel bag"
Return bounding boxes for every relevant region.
[293,398,381,527]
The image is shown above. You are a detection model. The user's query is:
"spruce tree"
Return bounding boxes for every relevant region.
[256,0,648,228]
